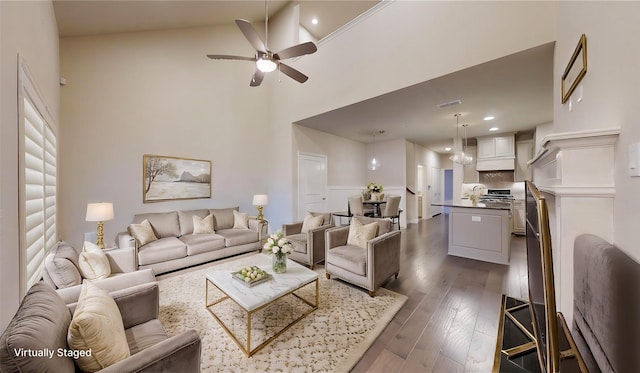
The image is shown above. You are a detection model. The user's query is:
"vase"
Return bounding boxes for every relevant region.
[370,192,380,201]
[272,253,287,273]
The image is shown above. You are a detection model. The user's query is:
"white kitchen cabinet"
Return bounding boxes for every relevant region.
[447,205,512,265]
[512,200,526,235]
[476,134,515,159]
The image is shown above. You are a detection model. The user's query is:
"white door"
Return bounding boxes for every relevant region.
[431,167,443,216]
[298,153,328,220]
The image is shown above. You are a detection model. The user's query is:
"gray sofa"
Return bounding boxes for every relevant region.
[573,234,640,373]
[0,275,201,372]
[124,207,265,275]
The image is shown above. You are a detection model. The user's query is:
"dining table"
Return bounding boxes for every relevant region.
[363,200,386,217]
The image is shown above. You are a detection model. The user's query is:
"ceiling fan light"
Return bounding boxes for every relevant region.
[256,58,277,72]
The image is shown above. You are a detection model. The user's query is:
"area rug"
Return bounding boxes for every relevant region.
[157,254,407,372]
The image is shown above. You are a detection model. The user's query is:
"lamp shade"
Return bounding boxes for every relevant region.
[86,202,114,222]
[252,194,269,206]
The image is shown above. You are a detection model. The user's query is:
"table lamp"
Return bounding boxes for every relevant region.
[86,202,114,249]
[252,194,268,222]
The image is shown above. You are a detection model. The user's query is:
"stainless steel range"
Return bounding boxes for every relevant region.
[480,189,514,203]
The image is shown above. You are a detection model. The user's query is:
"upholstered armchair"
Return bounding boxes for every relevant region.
[1,278,201,372]
[283,212,334,269]
[325,216,401,296]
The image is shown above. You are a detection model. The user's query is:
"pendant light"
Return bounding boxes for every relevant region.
[368,130,384,171]
[449,114,473,165]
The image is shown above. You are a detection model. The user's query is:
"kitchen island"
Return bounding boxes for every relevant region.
[432,199,512,265]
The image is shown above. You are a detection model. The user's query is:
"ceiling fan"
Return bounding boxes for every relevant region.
[206,1,317,87]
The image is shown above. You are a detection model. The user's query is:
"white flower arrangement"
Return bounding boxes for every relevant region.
[367,182,383,193]
[263,232,293,256]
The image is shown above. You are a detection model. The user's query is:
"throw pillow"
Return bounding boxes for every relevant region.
[127,219,157,246]
[78,241,111,280]
[301,212,324,233]
[193,214,215,234]
[347,218,379,249]
[68,281,130,372]
[43,242,82,289]
[232,210,249,229]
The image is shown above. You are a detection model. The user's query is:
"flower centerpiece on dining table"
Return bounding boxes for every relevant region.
[263,232,293,273]
[367,182,384,201]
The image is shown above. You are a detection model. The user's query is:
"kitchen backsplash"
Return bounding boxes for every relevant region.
[478,170,515,188]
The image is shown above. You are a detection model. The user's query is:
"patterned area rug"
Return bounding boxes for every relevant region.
[157,254,407,372]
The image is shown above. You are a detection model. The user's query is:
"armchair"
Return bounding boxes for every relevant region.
[283,212,334,269]
[325,216,401,297]
[1,279,201,372]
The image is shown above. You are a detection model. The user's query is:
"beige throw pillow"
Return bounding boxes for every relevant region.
[78,241,111,280]
[301,212,324,233]
[68,281,130,372]
[232,210,249,229]
[193,214,215,234]
[127,219,157,246]
[347,218,378,249]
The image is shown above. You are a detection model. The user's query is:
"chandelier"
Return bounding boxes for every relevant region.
[449,113,473,165]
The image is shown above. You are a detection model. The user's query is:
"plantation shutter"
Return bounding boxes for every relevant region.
[19,58,57,294]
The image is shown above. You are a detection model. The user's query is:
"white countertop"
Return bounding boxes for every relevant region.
[432,199,512,210]
[206,253,318,311]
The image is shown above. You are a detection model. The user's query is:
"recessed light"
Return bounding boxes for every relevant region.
[489,127,499,132]
[311,18,318,25]
[445,147,452,151]
[484,116,495,121]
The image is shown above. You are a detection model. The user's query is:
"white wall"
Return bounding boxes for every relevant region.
[553,2,640,263]
[59,25,270,250]
[0,0,60,331]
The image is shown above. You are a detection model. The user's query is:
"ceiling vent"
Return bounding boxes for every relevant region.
[437,99,462,109]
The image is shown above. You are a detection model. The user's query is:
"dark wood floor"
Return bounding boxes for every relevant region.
[352,214,528,372]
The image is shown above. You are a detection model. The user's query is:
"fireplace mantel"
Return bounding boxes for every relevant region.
[529,127,620,324]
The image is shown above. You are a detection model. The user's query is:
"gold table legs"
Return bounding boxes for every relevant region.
[205,278,319,357]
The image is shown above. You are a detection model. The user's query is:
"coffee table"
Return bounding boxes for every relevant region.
[205,253,318,357]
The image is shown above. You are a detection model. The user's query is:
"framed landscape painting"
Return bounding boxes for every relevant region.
[143,154,212,203]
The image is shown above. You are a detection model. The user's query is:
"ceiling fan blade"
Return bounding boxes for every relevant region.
[278,63,309,84]
[235,19,266,53]
[207,54,256,62]
[250,69,265,87]
[274,41,317,60]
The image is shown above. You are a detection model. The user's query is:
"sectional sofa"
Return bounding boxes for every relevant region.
[122,207,266,275]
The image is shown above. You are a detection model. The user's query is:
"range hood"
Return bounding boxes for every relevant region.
[476,157,515,171]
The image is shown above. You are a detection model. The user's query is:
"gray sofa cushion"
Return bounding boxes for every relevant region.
[42,241,82,289]
[177,209,210,236]
[573,234,640,373]
[287,233,308,254]
[0,282,75,372]
[179,234,226,256]
[216,229,259,247]
[326,245,366,276]
[209,207,238,230]
[133,212,180,238]
[125,319,168,355]
[137,237,187,266]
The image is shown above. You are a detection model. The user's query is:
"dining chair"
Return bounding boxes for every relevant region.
[348,195,364,216]
[381,195,401,229]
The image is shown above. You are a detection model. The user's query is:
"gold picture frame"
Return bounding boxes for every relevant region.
[143,154,212,203]
[561,34,587,104]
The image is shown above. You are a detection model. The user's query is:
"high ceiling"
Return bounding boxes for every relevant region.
[297,42,554,152]
[53,0,379,40]
[52,1,553,153]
